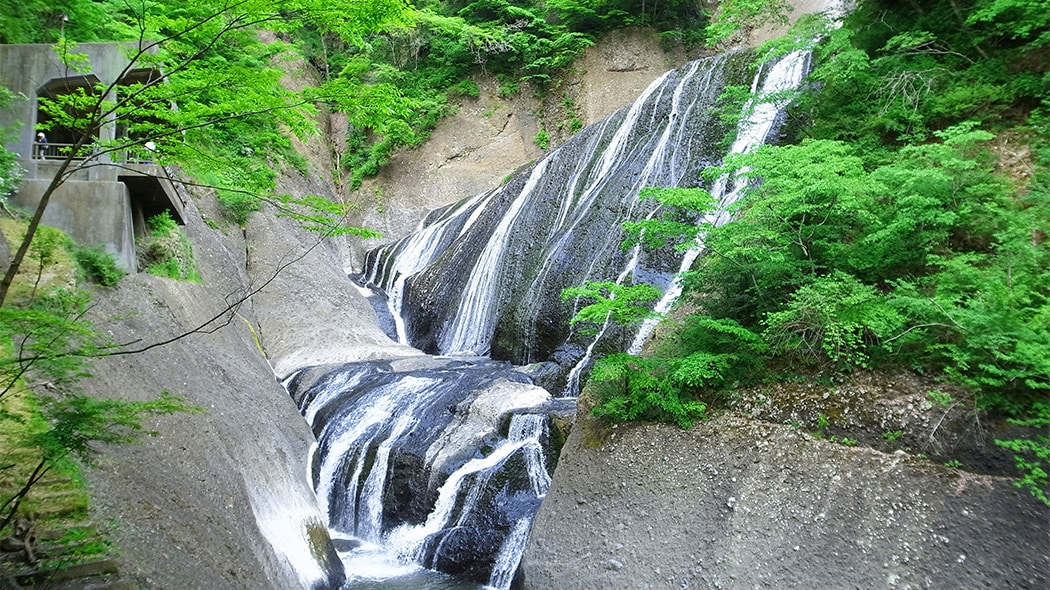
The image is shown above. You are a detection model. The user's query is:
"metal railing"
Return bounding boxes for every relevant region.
[31,143,158,164]
[32,142,80,160]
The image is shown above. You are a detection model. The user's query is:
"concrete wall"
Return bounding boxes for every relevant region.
[0,43,177,272]
[14,178,136,271]
[0,42,138,165]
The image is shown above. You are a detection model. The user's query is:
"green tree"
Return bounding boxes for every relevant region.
[1,0,402,305]
[0,0,137,44]
[586,352,709,429]
[562,280,662,331]
[0,282,195,532]
[0,0,407,541]
[0,87,21,208]
[705,0,792,46]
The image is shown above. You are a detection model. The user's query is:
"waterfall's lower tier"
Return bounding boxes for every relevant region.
[285,357,574,589]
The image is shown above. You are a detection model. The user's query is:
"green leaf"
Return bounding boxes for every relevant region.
[562,281,662,328]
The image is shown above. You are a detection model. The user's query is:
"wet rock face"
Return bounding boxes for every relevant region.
[367,52,753,370]
[427,524,504,580]
[383,450,438,527]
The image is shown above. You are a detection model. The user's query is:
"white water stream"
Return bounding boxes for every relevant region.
[440,160,550,356]
[629,49,812,354]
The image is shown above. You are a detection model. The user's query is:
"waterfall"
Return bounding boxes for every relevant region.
[362,189,496,344]
[440,160,551,356]
[301,48,811,589]
[364,49,810,394]
[487,518,531,590]
[383,413,550,565]
[287,358,563,587]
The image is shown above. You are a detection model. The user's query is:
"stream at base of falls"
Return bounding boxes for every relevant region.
[336,544,484,589]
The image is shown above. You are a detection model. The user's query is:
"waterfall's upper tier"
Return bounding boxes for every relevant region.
[362,49,808,390]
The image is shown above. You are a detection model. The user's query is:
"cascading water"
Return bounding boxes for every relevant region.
[364,190,496,345]
[628,49,812,354]
[362,49,810,395]
[441,160,551,356]
[286,357,568,589]
[292,48,810,589]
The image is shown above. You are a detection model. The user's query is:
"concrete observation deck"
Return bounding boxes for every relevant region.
[0,43,186,272]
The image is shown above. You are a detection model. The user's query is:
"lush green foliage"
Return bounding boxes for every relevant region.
[0,87,20,204]
[562,280,661,331]
[70,245,125,287]
[800,0,1049,149]
[0,0,137,44]
[588,353,708,429]
[147,210,178,238]
[0,288,100,400]
[294,0,709,188]
[996,401,1050,504]
[583,313,770,427]
[142,212,199,281]
[621,187,715,251]
[567,0,1050,503]
[705,0,791,47]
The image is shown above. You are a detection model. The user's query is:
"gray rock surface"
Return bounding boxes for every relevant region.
[69,7,1040,589]
[245,207,418,378]
[522,413,1050,589]
[81,188,349,589]
[76,49,428,586]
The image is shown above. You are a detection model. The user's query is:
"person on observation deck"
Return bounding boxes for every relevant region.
[34,132,47,158]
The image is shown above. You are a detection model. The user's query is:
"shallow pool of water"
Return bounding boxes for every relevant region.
[337,540,487,590]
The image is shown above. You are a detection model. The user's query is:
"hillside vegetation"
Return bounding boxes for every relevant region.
[1,4,1045,584]
[573,0,1049,505]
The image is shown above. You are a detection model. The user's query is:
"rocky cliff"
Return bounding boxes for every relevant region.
[71,27,690,588]
[344,28,691,267]
[77,194,351,589]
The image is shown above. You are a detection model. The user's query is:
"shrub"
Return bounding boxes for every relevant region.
[996,401,1050,505]
[69,246,124,287]
[562,281,661,331]
[534,128,550,150]
[762,272,903,369]
[588,353,707,429]
[140,212,199,282]
[147,210,178,237]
